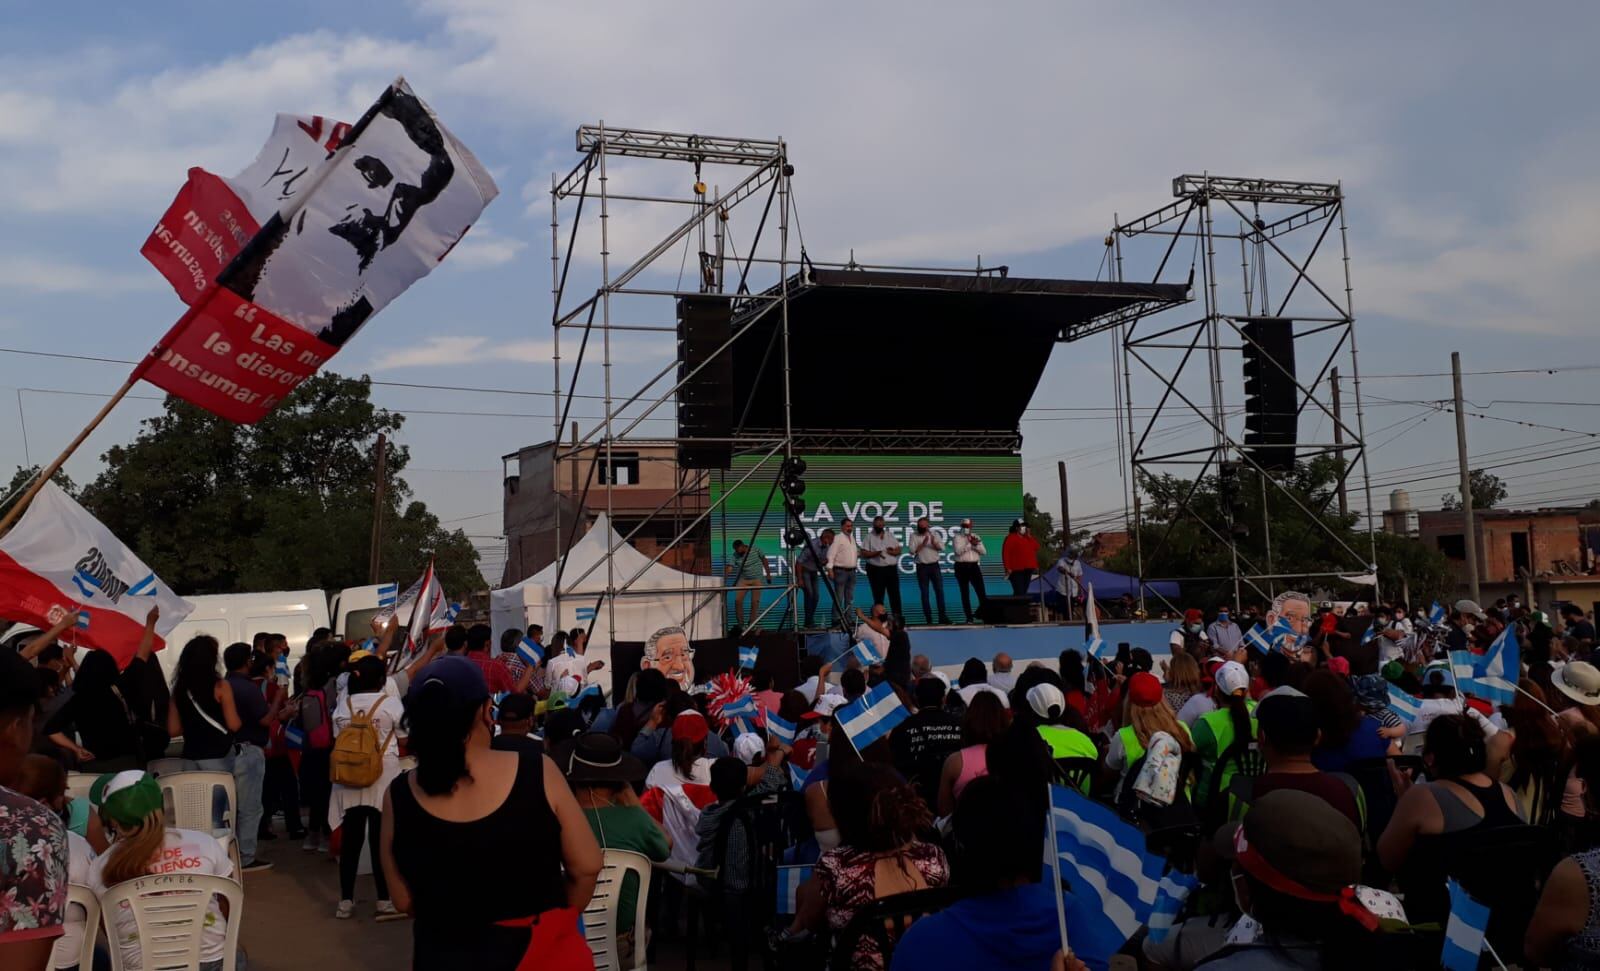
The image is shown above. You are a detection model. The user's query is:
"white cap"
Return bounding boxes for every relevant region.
[1026,683,1066,721]
[1215,660,1250,696]
[814,695,846,717]
[930,671,951,689]
[733,732,766,765]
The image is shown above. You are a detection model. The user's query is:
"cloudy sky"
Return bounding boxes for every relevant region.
[3,1,1598,583]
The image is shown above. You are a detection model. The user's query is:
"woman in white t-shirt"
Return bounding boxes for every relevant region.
[329,655,408,922]
[87,771,234,971]
[643,711,714,790]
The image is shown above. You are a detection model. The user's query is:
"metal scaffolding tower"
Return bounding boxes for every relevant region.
[1110,175,1378,610]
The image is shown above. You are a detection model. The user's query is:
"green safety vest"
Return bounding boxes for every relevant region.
[1117,725,1146,766]
[1195,700,1257,804]
[1039,725,1099,794]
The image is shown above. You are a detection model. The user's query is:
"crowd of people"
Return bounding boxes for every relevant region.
[4,591,1600,969]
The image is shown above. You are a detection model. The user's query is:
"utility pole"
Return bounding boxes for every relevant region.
[1452,352,1481,605]
[368,433,388,583]
[1330,368,1348,518]
[1057,460,1072,541]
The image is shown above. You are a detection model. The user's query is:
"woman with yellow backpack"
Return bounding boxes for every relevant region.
[329,653,406,922]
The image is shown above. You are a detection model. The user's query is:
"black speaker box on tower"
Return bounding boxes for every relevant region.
[1239,316,1298,473]
[676,296,735,469]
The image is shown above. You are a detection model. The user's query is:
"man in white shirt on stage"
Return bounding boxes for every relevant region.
[911,516,952,626]
[825,517,861,624]
[861,515,904,621]
[951,519,988,624]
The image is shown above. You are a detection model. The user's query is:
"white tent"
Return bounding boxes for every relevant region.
[490,514,724,670]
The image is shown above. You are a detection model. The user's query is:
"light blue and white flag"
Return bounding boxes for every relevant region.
[1146,870,1201,945]
[516,635,545,667]
[1428,601,1447,626]
[1441,878,1490,971]
[738,645,759,669]
[445,601,462,624]
[274,652,291,683]
[1242,622,1271,654]
[1047,784,1166,959]
[283,723,306,750]
[766,712,798,746]
[377,582,398,608]
[1474,624,1520,705]
[75,611,90,632]
[836,681,909,752]
[1387,683,1423,726]
[850,639,884,666]
[491,691,508,716]
[721,694,759,720]
[775,864,812,915]
[577,683,604,704]
[1361,624,1377,646]
[788,763,809,788]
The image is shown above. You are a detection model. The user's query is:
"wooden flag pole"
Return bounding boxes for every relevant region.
[0,371,141,536]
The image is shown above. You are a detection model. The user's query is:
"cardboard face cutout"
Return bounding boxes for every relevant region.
[644,627,695,690]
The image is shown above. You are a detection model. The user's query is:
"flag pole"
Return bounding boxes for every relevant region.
[1044,785,1072,958]
[0,371,141,536]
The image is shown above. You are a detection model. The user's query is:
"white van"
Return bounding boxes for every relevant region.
[160,590,331,682]
[329,583,398,644]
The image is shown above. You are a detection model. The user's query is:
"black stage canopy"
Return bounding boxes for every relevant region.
[726,269,1188,452]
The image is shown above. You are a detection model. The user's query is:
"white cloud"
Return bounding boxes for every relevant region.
[368,335,552,370]
[0,256,159,294]
[444,225,526,269]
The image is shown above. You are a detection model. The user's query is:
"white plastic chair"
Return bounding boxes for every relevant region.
[583,849,652,971]
[52,884,101,971]
[99,872,242,971]
[65,772,97,802]
[147,758,188,778]
[158,771,236,841]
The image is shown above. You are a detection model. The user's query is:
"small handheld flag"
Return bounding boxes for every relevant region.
[1146,870,1200,945]
[738,645,759,670]
[275,652,291,683]
[75,611,91,632]
[721,694,759,720]
[516,636,545,667]
[1429,601,1447,626]
[775,865,813,915]
[1048,784,1168,958]
[835,681,909,753]
[1361,624,1377,646]
[283,723,306,750]
[446,601,462,624]
[788,763,809,788]
[377,583,398,608]
[1242,623,1271,654]
[1386,683,1423,725]
[1441,878,1489,971]
[766,712,798,746]
[1085,581,1107,657]
[850,639,884,666]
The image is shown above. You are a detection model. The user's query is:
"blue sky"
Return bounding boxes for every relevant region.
[3,1,1599,584]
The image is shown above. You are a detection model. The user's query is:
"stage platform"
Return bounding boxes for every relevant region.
[804,620,1176,676]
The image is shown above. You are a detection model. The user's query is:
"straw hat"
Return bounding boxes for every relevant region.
[1554,662,1600,707]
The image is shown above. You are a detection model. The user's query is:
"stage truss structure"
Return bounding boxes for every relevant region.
[547,125,1017,645]
[1109,175,1379,611]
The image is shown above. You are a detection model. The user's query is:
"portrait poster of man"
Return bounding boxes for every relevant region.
[643,625,696,690]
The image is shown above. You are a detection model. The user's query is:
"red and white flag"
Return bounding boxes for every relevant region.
[379,559,452,658]
[0,482,194,667]
[136,77,498,424]
[142,113,351,304]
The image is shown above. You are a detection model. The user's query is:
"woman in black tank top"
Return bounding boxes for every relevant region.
[381,656,602,971]
[165,636,241,761]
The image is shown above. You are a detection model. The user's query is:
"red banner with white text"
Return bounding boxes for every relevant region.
[139,168,259,305]
[139,287,339,424]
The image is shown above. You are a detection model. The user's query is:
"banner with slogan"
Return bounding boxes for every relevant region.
[137,77,499,423]
[142,113,352,303]
[710,453,1023,629]
[0,482,194,667]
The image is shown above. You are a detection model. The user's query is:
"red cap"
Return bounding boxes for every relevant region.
[1128,672,1163,707]
[671,710,709,744]
[1326,656,1351,676]
[1184,608,1204,624]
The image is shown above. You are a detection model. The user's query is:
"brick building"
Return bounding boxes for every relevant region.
[1417,507,1600,615]
[500,440,710,586]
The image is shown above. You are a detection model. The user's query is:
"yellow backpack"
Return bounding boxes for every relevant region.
[330,696,394,787]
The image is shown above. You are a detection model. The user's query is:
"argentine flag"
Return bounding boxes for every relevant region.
[775,865,812,915]
[850,639,884,666]
[738,645,759,669]
[377,582,398,608]
[765,712,798,746]
[835,681,909,752]
[1428,601,1447,626]
[516,635,545,667]
[1242,622,1272,654]
[1047,784,1168,961]
[1441,878,1490,971]
[1387,683,1423,725]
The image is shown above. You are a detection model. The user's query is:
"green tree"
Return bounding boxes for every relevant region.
[77,373,479,596]
[1108,457,1451,608]
[1021,491,1059,569]
[1,465,77,519]
[1442,469,1508,511]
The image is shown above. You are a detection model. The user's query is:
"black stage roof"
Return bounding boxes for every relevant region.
[723,269,1188,452]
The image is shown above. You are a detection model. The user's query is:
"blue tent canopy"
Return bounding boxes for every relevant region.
[1028,562,1180,600]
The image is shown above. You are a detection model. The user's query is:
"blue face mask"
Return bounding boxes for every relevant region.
[1218,613,1230,623]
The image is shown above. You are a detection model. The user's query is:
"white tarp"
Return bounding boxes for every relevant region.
[490,514,724,656]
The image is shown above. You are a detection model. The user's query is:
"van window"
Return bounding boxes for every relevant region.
[343,608,384,643]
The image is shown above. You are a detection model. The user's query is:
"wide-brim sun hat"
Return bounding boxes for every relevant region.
[554,733,647,785]
[1554,662,1600,707]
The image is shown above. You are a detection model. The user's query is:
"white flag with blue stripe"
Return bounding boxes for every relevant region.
[1242,623,1271,654]
[850,639,884,666]
[836,681,909,753]
[376,582,398,608]
[1428,601,1447,626]
[1387,683,1423,726]
[721,694,759,720]
[516,635,545,667]
[775,865,812,915]
[1441,878,1489,971]
[1146,870,1200,945]
[766,712,797,746]
[1047,784,1165,955]
[788,763,809,788]
[1474,624,1520,705]
[1085,581,1108,658]
[738,645,759,669]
